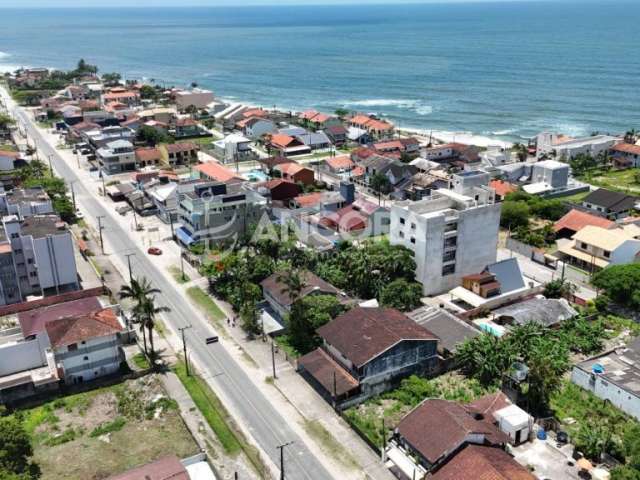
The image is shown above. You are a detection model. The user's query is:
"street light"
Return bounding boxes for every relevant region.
[69,180,77,211]
[124,252,136,283]
[276,441,294,480]
[96,215,106,254]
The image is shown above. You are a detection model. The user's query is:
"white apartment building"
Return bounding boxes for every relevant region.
[175,88,215,111]
[97,139,136,174]
[0,187,54,218]
[390,172,501,295]
[536,132,620,160]
[0,215,78,305]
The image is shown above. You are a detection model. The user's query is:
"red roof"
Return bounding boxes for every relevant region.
[612,143,640,155]
[293,192,323,208]
[276,162,307,176]
[44,308,123,348]
[175,117,198,127]
[553,208,614,233]
[270,134,296,149]
[18,297,103,338]
[298,348,360,397]
[317,307,437,367]
[374,140,404,151]
[242,108,267,119]
[195,161,242,183]
[135,147,162,163]
[0,150,21,159]
[489,179,518,198]
[299,109,319,120]
[325,155,354,171]
[431,445,535,480]
[166,142,198,154]
[310,113,331,124]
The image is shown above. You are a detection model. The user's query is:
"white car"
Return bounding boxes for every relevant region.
[75,210,85,220]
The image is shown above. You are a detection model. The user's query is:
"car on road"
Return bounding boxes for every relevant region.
[75,210,84,220]
[147,247,162,256]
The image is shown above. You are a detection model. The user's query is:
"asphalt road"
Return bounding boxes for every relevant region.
[10,104,333,480]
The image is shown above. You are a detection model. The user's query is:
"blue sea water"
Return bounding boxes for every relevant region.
[1,1,639,142]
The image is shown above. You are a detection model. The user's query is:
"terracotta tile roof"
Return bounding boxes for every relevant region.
[465,391,513,418]
[489,179,518,198]
[258,179,297,190]
[270,133,296,149]
[310,113,331,123]
[0,150,21,159]
[242,108,267,119]
[276,162,308,176]
[17,297,104,338]
[135,147,162,163]
[374,140,404,151]
[553,208,614,233]
[195,161,242,183]
[293,191,323,208]
[260,270,340,308]
[298,348,360,396]
[317,307,437,367]
[106,455,189,480]
[612,143,640,155]
[431,445,535,480]
[299,109,320,120]
[166,142,198,154]
[44,307,123,348]
[325,125,348,135]
[325,155,354,171]
[397,399,508,465]
[175,117,198,127]
[103,90,139,101]
[351,166,365,177]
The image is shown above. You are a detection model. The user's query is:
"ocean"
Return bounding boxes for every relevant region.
[1,1,639,143]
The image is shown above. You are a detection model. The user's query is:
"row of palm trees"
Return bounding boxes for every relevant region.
[119,277,169,361]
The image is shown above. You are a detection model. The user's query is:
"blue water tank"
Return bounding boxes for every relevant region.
[537,429,547,440]
[592,364,605,374]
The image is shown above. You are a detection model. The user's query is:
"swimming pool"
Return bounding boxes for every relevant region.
[245,169,270,182]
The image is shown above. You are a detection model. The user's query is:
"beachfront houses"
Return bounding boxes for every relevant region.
[390,173,501,295]
[610,143,640,169]
[581,188,640,220]
[535,132,620,160]
[174,88,215,111]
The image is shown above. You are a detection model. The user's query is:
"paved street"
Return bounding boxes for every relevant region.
[1,89,336,480]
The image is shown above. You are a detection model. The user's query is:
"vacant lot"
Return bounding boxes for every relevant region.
[16,375,198,480]
[580,168,640,194]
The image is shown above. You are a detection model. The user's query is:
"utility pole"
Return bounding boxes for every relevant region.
[96,215,105,254]
[69,181,77,211]
[178,325,193,376]
[47,154,53,176]
[179,248,186,281]
[124,252,136,283]
[271,341,277,379]
[132,208,139,231]
[276,442,293,480]
[100,171,106,196]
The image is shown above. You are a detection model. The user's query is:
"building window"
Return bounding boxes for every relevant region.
[83,356,89,361]
[411,222,416,229]
[399,231,405,238]
[444,237,458,248]
[442,264,456,276]
[603,251,610,258]
[410,237,416,244]
[68,343,78,351]
[580,242,588,250]
[399,217,405,225]
[443,251,456,262]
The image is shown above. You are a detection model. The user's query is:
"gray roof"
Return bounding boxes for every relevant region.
[576,337,640,398]
[408,306,479,354]
[486,258,526,294]
[278,126,307,136]
[494,297,577,327]
[20,215,66,238]
[296,131,331,147]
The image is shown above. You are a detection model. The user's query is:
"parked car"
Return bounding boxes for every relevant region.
[147,247,162,256]
[116,205,132,215]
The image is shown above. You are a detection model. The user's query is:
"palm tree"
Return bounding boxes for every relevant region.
[119,277,168,359]
[277,267,305,306]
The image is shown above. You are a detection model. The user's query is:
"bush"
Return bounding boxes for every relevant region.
[592,264,640,309]
[89,417,126,437]
[500,201,530,229]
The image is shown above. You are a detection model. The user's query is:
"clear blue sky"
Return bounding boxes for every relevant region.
[1,0,566,7]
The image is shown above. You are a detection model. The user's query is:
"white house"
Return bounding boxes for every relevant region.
[97,139,136,174]
[175,88,215,111]
[242,117,276,140]
[535,132,620,160]
[213,134,253,164]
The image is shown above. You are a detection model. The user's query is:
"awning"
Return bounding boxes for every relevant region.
[176,226,196,246]
[557,244,609,269]
[385,444,427,480]
[260,307,285,336]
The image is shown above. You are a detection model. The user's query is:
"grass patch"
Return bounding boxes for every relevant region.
[274,335,301,359]
[132,352,151,370]
[186,286,225,326]
[169,265,190,284]
[579,167,640,194]
[90,417,126,437]
[554,190,590,204]
[173,360,241,455]
[44,427,82,446]
[303,419,359,470]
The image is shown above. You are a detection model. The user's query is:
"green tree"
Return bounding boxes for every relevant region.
[0,417,40,479]
[0,113,15,131]
[592,264,640,309]
[102,72,121,86]
[369,173,391,205]
[569,153,598,176]
[136,124,167,146]
[139,85,159,101]
[611,466,640,480]
[543,279,576,299]
[500,201,530,230]
[380,279,422,311]
[288,295,345,353]
[240,302,261,337]
[334,108,349,118]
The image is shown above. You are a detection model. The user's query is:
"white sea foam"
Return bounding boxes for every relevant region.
[340,98,420,108]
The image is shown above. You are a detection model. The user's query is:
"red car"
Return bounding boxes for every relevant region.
[147,247,162,256]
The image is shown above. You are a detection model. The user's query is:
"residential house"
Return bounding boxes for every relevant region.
[430,445,535,480]
[253,179,301,203]
[422,143,481,166]
[298,307,439,405]
[347,127,372,145]
[135,147,162,168]
[97,139,136,174]
[0,187,53,218]
[610,143,640,169]
[319,197,390,237]
[496,160,588,198]
[269,134,311,157]
[324,155,355,174]
[260,270,345,319]
[572,337,640,421]
[274,162,315,185]
[447,258,539,311]
[0,215,79,305]
[101,88,140,108]
[390,185,501,295]
[174,88,215,111]
[489,297,577,329]
[374,137,420,157]
[194,161,244,185]
[138,107,177,125]
[291,191,345,211]
[160,143,199,167]
[106,454,217,480]
[176,183,266,247]
[212,134,252,164]
[349,114,394,139]
[408,306,479,360]
[557,224,640,272]
[172,117,205,138]
[535,132,620,160]
[489,179,518,201]
[241,117,276,140]
[296,131,332,151]
[553,208,614,239]
[581,188,639,219]
[0,150,20,172]
[324,125,348,146]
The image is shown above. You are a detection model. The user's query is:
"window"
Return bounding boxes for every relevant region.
[580,242,588,250]
[399,217,405,225]
[399,231,405,238]
[442,264,456,276]
[29,272,37,278]
[15,249,22,254]
[444,237,458,248]
[410,222,416,230]
[83,356,89,361]
[443,251,456,262]
[27,258,34,264]
[603,251,611,258]
[68,343,78,351]
[410,237,416,244]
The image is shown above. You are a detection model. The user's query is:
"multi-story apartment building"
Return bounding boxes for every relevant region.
[0,215,78,305]
[176,182,267,247]
[0,187,54,218]
[97,139,136,174]
[390,172,501,295]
